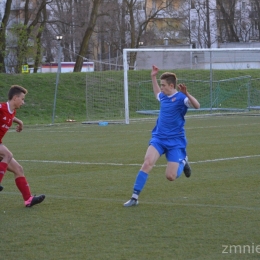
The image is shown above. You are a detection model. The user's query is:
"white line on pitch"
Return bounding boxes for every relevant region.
[2,192,260,211]
[19,154,260,167]
[8,121,260,133]
[194,154,260,163]
[19,159,142,166]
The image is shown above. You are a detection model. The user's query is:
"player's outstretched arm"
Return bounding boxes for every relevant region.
[151,65,161,98]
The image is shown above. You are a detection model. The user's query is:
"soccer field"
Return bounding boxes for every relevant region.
[1,115,260,260]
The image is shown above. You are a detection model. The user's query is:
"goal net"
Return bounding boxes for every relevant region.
[84,48,260,124]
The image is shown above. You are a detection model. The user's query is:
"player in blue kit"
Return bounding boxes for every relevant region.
[124,65,200,207]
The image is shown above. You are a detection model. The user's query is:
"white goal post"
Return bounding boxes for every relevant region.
[123,48,260,124]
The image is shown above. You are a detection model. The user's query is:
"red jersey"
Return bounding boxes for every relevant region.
[0,102,16,143]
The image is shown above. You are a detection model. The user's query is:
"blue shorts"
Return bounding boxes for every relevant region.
[149,137,187,163]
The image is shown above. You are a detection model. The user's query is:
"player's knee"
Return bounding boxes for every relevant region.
[166,173,176,181]
[13,164,24,177]
[17,164,24,174]
[6,151,13,163]
[142,159,154,172]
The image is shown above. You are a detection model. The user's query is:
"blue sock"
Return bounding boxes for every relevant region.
[176,162,185,178]
[132,171,148,197]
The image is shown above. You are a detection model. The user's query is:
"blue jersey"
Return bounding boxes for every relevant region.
[151,91,189,139]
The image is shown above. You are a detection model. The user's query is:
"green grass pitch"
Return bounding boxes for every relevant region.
[1,115,260,260]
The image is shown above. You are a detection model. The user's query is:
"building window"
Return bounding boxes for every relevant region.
[136,0,145,10]
[152,0,156,11]
[191,21,196,30]
[242,2,246,10]
[252,26,255,36]
[191,0,195,9]
[251,2,257,11]
[166,0,173,11]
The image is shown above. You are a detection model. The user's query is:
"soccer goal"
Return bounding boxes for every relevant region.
[83,48,260,124]
[122,47,260,124]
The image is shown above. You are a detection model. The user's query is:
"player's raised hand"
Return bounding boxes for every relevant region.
[178,83,188,95]
[151,65,159,77]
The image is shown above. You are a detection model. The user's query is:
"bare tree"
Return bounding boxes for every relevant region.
[7,0,51,73]
[205,0,211,47]
[184,0,219,48]
[34,4,48,73]
[46,0,87,62]
[145,0,189,46]
[0,0,12,73]
[250,0,260,41]
[216,0,240,42]
[94,0,179,69]
[45,0,102,71]
[90,0,129,71]
[256,0,260,40]
[216,0,260,43]
[73,0,102,72]
[122,0,179,67]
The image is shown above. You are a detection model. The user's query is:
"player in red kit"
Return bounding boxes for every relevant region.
[0,85,45,207]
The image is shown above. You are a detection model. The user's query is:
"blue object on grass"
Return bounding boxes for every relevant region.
[99,122,108,126]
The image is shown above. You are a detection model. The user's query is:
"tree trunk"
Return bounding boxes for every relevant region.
[34,4,47,73]
[255,0,260,40]
[206,0,211,48]
[0,0,12,73]
[74,0,102,72]
[217,0,240,42]
[15,0,48,73]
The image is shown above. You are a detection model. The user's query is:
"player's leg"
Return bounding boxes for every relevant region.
[165,148,187,180]
[183,156,191,178]
[165,162,179,181]
[124,145,160,207]
[179,138,192,177]
[0,145,13,189]
[7,158,45,207]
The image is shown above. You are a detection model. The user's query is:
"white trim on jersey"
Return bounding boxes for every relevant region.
[157,92,191,108]
[157,91,178,101]
[184,97,191,108]
[6,102,14,114]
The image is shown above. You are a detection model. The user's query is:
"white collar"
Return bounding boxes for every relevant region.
[7,102,14,114]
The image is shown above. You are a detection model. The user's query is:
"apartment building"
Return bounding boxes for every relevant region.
[136,0,259,48]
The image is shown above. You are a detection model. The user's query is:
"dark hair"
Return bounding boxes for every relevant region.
[160,72,177,88]
[8,85,28,100]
